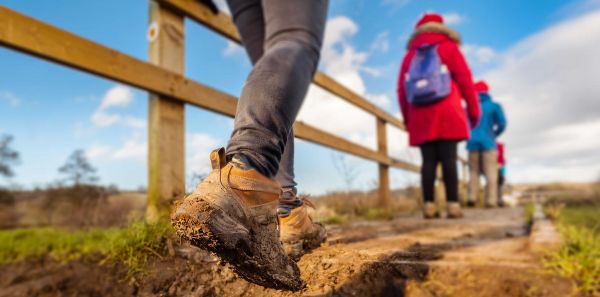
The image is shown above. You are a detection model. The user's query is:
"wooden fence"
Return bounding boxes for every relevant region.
[0,2,442,221]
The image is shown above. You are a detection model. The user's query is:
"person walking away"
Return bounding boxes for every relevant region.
[397,13,481,219]
[466,81,507,208]
[171,0,329,291]
[496,141,506,207]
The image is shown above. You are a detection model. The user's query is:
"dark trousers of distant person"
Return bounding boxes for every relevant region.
[419,140,459,203]
[498,168,505,206]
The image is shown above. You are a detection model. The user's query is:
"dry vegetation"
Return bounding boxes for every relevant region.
[310,186,421,224]
[0,186,146,229]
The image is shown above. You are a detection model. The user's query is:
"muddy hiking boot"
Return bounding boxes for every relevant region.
[278,193,327,261]
[171,148,303,291]
[422,202,440,219]
[447,202,464,219]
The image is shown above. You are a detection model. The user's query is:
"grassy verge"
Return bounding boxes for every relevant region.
[543,197,600,296]
[524,202,535,226]
[0,220,172,275]
[312,189,419,224]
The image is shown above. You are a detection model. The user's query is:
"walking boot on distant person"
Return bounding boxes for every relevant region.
[466,81,507,208]
[397,13,481,219]
[171,0,329,291]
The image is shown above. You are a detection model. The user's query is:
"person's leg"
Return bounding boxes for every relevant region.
[420,141,439,218]
[275,128,300,216]
[438,140,459,203]
[482,150,498,207]
[173,0,328,290]
[226,1,300,217]
[226,0,264,64]
[497,168,505,206]
[226,0,328,178]
[420,142,437,204]
[438,140,462,218]
[261,0,328,260]
[467,151,481,205]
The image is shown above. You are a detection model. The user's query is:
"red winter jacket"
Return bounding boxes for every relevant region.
[397,21,481,146]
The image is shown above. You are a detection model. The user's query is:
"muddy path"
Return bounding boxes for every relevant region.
[0,207,573,297]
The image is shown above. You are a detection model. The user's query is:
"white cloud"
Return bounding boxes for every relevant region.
[462,44,497,65]
[298,17,370,144]
[86,138,146,161]
[112,139,146,160]
[442,12,466,26]
[483,9,600,182]
[187,133,220,175]
[91,110,121,127]
[365,93,391,109]
[223,40,244,57]
[99,85,133,109]
[0,91,21,106]
[123,116,146,129]
[297,16,411,159]
[86,144,112,160]
[370,31,390,53]
[361,66,383,77]
[90,85,143,129]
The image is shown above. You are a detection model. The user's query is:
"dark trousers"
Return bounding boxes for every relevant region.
[225,0,329,179]
[498,169,505,204]
[419,140,459,203]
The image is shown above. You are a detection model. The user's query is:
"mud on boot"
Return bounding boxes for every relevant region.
[278,197,327,261]
[171,148,303,291]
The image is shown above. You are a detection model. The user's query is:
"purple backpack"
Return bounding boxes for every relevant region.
[405,44,451,105]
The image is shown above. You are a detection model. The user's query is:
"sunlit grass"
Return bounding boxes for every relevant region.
[0,220,172,275]
[524,202,535,225]
[544,203,600,296]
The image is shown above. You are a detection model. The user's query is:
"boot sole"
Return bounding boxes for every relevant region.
[423,213,441,219]
[172,199,304,291]
[283,223,327,261]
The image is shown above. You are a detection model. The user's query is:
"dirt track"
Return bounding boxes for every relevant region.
[0,207,573,297]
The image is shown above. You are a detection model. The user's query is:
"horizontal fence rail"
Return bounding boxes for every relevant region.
[0,2,469,217]
[158,0,407,131]
[0,6,417,170]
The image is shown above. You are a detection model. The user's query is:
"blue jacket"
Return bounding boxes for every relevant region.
[467,93,506,151]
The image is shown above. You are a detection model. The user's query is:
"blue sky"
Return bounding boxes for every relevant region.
[2,0,600,193]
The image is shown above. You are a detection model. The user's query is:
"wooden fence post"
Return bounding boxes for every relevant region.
[377,118,391,207]
[146,1,185,222]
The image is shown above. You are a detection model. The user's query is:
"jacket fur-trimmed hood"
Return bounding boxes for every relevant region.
[406,22,461,49]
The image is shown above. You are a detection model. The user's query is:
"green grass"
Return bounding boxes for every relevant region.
[524,202,535,225]
[0,220,172,275]
[559,206,600,234]
[365,208,397,221]
[544,204,600,295]
[319,213,348,225]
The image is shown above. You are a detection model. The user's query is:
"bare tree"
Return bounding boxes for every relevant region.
[58,149,99,186]
[332,153,358,191]
[0,135,19,178]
